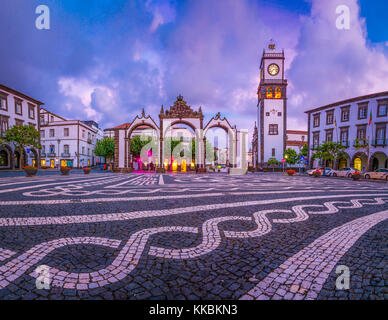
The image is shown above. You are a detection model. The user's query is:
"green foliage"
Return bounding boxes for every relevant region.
[312,142,346,169]
[267,157,279,166]
[94,136,115,162]
[353,138,368,149]
[284,148,298,165]
[299,143,308,158]
[4,125,40,170]
[130,135,152,157]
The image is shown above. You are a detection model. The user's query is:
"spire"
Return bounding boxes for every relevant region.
[141,108,145,117]
[199,106,203,114]
[160,105,164,114]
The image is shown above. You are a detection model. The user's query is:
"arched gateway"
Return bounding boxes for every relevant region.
[109,95,238,173]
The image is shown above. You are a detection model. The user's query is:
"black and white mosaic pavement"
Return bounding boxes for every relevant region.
[0,172,387,300]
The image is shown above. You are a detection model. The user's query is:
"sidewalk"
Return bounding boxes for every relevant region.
[0,168,112,178]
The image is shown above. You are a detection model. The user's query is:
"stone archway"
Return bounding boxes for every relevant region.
[125,109,160,172]
[158,95,204,173]
[336,152,350,170]
[204,112,238,169]
[351,151,368,172]
[370,151,388,170]
[0,144,13,170]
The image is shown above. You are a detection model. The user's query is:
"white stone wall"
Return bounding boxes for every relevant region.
[308,94,388,169]
[262,99,285,162]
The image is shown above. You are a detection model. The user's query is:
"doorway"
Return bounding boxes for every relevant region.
[354,158,362,171]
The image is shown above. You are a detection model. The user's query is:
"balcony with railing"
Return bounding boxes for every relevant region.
[47,153,56,157]
[372,138,388,147]
[340,141,349,148]
[61,153,71,158]
[40,152,46,157]
[353,139,368,148]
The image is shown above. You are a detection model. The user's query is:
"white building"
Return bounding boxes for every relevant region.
[0,84,43,169]
[39,108,104,168]
[285,130,307,153]
[305,91,388,171]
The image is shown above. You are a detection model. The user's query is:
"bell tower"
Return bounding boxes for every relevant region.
[257,40,287,166]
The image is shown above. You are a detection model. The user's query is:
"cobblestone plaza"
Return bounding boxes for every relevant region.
[0,172,386,300]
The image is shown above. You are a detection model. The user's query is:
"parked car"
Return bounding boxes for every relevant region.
[364,168,388,180]
[332,167,359,178]
[307,167,334,176]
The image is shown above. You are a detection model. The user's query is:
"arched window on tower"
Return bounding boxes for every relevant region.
[266,87,273,98]
[275,87,281,99]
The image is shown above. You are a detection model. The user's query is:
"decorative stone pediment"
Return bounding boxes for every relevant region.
[160,95,203,119]
[204,112,236,135]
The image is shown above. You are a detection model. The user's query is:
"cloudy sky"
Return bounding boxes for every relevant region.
[0,0,387,136]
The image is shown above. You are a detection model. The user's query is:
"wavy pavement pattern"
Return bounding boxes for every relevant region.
[240,209,388,300]
[0,197,387,291]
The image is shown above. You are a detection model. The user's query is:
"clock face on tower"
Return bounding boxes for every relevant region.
[268,63,279,76]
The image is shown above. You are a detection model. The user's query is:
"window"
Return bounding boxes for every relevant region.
[88,148,90,155]
[82,146,85,154]
[266,112,270,116]
[358,104,368,119]
[0,117,9,133]
[377,104,387,117]
[64,128,69,136]
[42,145,45,153]
[28,104,35,119]
[326,110,334,125]
[375,126,386,145]
[340,128,349,146]
[272,148,275,157]
[15,119,24,126]
[50,115,54,122]
[40,115,45,124]
[50,145,55,153]
[325,130,333,142]
[0,93,7,111]
[278,112,282,117]
[266,87,273,98]
[82,130,86,139]
[15,99,22,115]
[341,107,350,122]
[313,114,320,127]
[313,132,320,148]
[64,145,70,154]
[268,124,278,135]
[357,126,366,140]
[40,130,45,138]
[49,129,55,137]
[275,87,281,99]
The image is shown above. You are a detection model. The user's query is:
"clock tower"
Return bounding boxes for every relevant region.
[257,40,287,166]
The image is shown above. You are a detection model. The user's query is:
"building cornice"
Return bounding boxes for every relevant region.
[305,91,388,114]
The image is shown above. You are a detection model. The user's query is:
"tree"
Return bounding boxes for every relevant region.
[94,137,115,166]
[267,157,279,172]
[320,142,346,169]
[130,135,152,158]
[190,139,216,162]
[284,148,298,165]
[4,125,40,170]
[311,145,325,168]
[299,143,308,158]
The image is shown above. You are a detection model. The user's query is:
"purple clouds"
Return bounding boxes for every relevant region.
[0,0,387,135]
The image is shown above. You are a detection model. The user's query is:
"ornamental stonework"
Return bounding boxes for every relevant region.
[160,94,203,119]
